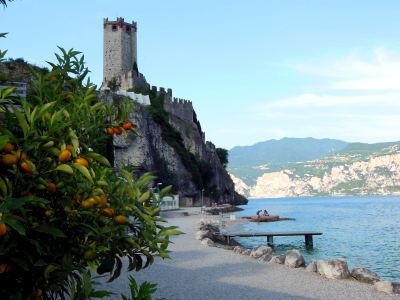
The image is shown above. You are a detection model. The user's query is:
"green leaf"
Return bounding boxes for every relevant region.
[84,152,111,167]
[54,164,74,174]
[69,128,79,152]
[12,106,29,136]
[160,227,184,236]
[35,224,67,238]
[0,87,15,99]
[97,257,115,275]
[4,218,26,235]
[139,191,150,202]
[159,185,173,199]
[0,135,10,150]
[73,163,93,183]
[0,176,8,197]
[0,196,48,212]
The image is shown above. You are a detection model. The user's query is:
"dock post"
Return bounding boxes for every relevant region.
[305,234,313,248]
[267,235,273,246]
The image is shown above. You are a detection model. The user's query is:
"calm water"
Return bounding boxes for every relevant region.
[231,196,400,282]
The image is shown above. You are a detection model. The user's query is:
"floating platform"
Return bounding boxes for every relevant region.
[221,231,322,248]
[242,215,296,222]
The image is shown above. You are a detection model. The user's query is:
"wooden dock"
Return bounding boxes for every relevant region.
[221,231,322,248]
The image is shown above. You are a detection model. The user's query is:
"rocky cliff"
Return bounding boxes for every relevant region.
[101,91,247,206]
[231,144,400,198]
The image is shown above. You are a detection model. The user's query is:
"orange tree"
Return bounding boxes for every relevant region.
[0,41,180,299]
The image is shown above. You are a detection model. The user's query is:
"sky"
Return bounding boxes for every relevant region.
[1,0,400,149]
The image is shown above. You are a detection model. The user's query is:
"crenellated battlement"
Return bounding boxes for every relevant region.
[103,17,137,32]
[150,85,193,122]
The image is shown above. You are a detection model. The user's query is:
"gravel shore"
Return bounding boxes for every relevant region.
[105,209,398,300]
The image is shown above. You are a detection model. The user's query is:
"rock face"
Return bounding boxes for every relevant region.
[284,250,305,268]
[351,268,380,284]
[374,281,394,294]
[316,259,350,279]
[250,246,273,259]
[195,230,212,241]
[233,246,245,254]
[201,238,214,246]
[305,260,317,272]
[230,143,400,198]
[270,255,285,264]
[100,91,247,206]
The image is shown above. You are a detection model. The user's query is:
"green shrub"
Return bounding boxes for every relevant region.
[0,42,181,299]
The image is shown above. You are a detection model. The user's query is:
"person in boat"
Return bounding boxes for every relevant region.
[263,209,269,216]
[256,209,262,221]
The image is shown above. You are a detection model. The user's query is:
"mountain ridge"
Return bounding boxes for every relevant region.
[228,138,400,198]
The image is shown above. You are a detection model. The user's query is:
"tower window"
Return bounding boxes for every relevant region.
[126,26,131,34]
[112,25,117,31]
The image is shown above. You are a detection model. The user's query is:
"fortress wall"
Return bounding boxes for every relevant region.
[151,85,193,122]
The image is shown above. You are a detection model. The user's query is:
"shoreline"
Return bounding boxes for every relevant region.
[105,208,398,299]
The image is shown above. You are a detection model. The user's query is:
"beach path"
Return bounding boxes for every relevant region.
[105,210,398,300]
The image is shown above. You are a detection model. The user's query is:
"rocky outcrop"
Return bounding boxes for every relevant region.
[100,91,247,206]
[305,260,317,272]
[284,250,305,268]
[229,174,250,197]
[270,255,285,264]
[351,268,380,284]
[234,151,400,198]
[250,246,273,259]
[374,281,398,294]
[316,259,350,279]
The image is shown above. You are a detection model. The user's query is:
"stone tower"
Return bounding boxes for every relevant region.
[103,17,147,90]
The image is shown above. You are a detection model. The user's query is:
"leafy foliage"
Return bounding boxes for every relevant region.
[216,148,228,168]
[0,43,181,299]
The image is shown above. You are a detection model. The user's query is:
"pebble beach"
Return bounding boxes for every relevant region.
[106,209,398,300]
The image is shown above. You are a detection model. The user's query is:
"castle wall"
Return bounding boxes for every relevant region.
[151,85,194,122]
[103,18,138,90]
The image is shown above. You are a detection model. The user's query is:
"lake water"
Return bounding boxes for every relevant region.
[230,196,400,282]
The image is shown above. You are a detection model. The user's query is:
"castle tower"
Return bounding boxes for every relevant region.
[103,17,140,90]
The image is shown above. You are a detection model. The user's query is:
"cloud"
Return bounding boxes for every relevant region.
[292,47,400,91]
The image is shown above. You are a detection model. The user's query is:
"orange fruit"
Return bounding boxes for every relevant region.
[106,128,114,136]
[2,154,17,166]
[87,197,96,206]
[115,215,128,224]
[81,200,92,209]
[103,207,114,218]
[123,122,133,130]
[113,127,123,135]
[0,223,7,236]
[20,161,33,174]
[75,157,89,167]
[47,183,57,193]
[97,195,108,208]
[44,210,54,217]
[3,143,14,153]
[66,144,74,152]
[58,149,71,163]
[16,150,27,161]
[0,264,11,273]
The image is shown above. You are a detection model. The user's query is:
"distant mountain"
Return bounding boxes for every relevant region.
[228,138,400,198]
[229,137,348,167]
[228,138,348,185]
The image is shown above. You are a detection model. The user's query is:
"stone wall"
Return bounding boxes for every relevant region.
[150,85,194,123]
[103,17,140,90]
